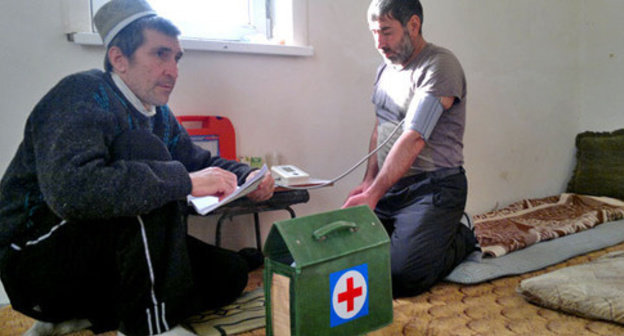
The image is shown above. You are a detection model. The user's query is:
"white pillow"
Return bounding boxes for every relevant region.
[517,251,624,325]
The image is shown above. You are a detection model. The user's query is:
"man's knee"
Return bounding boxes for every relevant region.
[229,255,249,296]
[391,262,440,298]
[200,253,248,310]
[188,240,249,310]
[222,252,248,291]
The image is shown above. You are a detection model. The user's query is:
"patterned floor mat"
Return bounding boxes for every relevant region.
[186,288,265,336]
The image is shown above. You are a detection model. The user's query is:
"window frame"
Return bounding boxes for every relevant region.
[65,0,313,57]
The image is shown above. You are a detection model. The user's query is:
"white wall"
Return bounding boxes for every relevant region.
[0,1,102,162]
[579,0,624,131]
[426,0,583,212]
[0,0,618,252]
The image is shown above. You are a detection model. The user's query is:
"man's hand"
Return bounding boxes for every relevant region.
[343,180,376,208]
[246,170,275,202]
[189,167,238,199]
[345,180,373,200]
[342,189,380,210]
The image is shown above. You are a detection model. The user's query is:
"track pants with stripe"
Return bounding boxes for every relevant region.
[0,130,249,335]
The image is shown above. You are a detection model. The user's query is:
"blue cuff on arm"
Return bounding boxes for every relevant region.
[404,94,444,141]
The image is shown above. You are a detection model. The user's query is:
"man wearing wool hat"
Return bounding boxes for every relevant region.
[0,0,275,335]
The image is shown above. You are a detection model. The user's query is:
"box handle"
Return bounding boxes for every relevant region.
[313,221,358,241]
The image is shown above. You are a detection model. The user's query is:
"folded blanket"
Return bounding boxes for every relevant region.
[518,251,624,325]
[474,193,624,257]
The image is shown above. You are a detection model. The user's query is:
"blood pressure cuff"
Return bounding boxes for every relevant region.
[404,93,444,141]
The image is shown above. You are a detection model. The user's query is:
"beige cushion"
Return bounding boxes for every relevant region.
[518,251,624,325]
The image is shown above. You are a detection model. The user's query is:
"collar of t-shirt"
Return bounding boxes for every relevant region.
[111,72,156,118]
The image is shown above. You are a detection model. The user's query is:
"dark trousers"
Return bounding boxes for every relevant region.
[375,167,477,297]
[0,130,248,335]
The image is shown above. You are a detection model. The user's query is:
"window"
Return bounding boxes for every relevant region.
[91,0,268,42]
[68,0,313,56]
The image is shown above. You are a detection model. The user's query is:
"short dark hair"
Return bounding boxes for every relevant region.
[368,0,423,31]
[104,15,181,72]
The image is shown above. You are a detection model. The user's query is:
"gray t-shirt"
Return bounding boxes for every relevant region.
[372,43,466,175]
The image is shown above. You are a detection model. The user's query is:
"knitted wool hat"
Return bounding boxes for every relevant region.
[94,0,156,47]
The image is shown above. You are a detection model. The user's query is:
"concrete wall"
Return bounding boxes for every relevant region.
[579,0,624,131]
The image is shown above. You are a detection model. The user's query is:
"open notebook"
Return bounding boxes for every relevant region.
[187,164,268,215]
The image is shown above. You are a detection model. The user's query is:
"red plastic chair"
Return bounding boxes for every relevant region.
[176,115,237,161]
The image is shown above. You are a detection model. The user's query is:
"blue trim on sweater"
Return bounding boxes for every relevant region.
[162,107,171,145]
[93,85,110,111]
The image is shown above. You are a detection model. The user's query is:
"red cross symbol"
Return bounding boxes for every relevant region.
[337,277,363,312]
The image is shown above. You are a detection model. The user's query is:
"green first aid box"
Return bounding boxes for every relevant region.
[263,206,393,335]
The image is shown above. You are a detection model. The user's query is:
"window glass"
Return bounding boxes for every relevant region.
[91,0,268,42]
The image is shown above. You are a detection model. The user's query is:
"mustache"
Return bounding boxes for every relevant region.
[158,77,176,87]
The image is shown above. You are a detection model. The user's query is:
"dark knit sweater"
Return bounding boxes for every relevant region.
[0,69,252,257]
